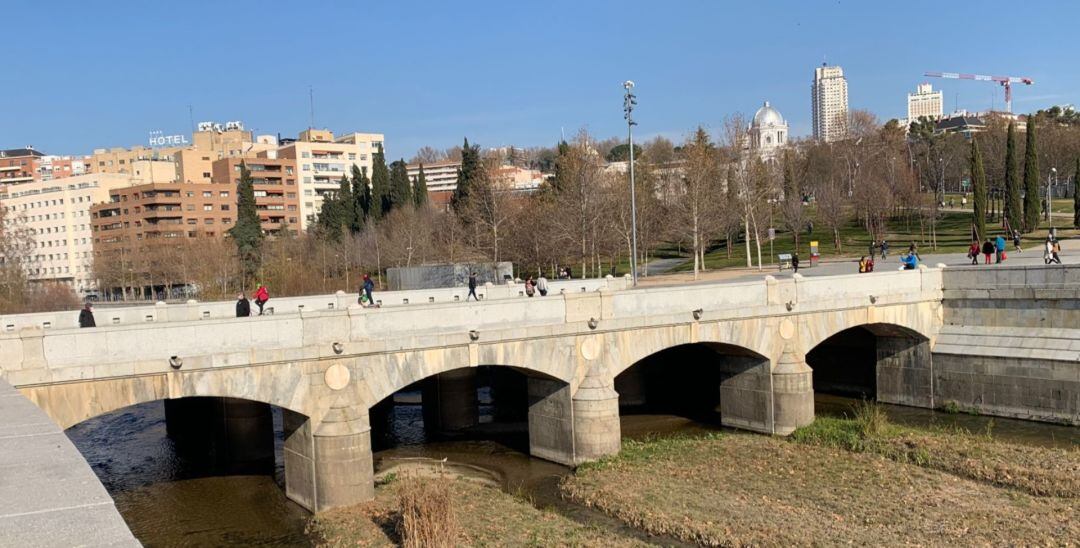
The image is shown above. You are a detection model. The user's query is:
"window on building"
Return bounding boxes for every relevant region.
[202,172,211,179]
[301,152,310,158]
[220,191,230,197]
[186,191,194,197]
[221,204,230,211]
[186,204,195,211]
[222,218,232,224]
[203,191,212,197]
[204,219,214,224]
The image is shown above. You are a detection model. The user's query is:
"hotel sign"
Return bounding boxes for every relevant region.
[148,130,189,147]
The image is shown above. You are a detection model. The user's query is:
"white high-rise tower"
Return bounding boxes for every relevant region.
[812,64,849,142]
[907,83,944,121]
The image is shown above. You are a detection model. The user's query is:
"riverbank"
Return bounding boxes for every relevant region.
[309,474,649,547]
[560,419,1079,545]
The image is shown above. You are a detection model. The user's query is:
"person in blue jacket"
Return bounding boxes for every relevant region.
[900,252,918,270]
[995,234,1006,263]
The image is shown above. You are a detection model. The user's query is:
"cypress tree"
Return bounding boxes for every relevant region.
[452,138,483,208]
[336,175,354,233]
[1004,121,1022,232]
[413,164,428,207]
[1022,115,1041,232]
[315,196,342,242]
[388,159,412,211]
[1073,156,1080,228]
[370,144,390,220]
[350,164,369,232]
[227,162,263,284]
[971,138,988,241]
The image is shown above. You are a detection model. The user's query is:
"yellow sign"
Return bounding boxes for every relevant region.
[810,241,818,247]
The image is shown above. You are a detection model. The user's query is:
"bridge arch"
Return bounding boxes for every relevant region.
[805,321,933,408]
[614,340,773,434]
[20,361,317,430]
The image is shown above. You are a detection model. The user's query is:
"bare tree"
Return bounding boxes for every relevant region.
[675,127,722,278]
[410,146,446,165]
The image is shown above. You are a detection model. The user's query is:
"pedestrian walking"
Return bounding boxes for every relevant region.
[536,274,549,296]
[981,239,995,265]
[525,276,536,297]
[565,266,573,280]
[868,241,877,260]
[78,303,96,328]
[235,293,250,317]
[467,272,479,301]
[253,284,269,315]
[880,240,889,260]
[362,274,375,306]
[908,242,921,260]
[1013,230,1023,253]
[791,253,800,273]
[968,241,980,265]
[995,234,1006,264]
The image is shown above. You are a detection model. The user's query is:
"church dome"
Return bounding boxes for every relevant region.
[752,101,785,128]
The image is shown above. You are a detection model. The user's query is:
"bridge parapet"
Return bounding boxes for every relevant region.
[0,277,627,332]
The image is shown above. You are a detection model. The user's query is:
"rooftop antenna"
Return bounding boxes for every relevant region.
[187,104,195,135]
[308,86,316,130]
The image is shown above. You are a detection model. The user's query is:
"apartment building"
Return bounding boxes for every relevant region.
[811,64,849,143]
[0,172,137,295]
[277,129,384,230]
[406,160,459,193]
[211,156,301,232]
[0,147,44,185]
[39,155,92,180]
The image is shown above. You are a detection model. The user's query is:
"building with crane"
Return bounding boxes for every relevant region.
[925,71,1034,114]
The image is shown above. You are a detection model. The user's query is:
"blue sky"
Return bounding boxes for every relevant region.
[2,1,1076,159]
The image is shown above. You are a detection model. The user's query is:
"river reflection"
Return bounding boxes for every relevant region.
[65,393,1075,546]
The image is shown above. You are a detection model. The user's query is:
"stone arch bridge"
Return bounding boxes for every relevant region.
[2,268,945,512]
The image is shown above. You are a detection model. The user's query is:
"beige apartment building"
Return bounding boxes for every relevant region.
[811,64,849,143]
[277,129,384,230]
[0,172,142,296]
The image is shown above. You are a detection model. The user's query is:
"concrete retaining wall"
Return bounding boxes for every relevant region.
[0,379,139,546]
[936,265,1080,425]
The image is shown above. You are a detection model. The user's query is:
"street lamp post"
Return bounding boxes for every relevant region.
[623,80,639,286]
[1049,167,1057,231]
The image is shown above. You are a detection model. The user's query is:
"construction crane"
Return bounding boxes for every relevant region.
[925,71,1034,113]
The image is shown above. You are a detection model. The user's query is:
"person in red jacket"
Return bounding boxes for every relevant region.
[253,284,269,315]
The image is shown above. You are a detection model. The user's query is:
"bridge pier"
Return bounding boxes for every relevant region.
[526,371,620,466]
[772,344,815,435]
[422,368,479,432]
[283,406,374,513]
[876,337,934,408]
[571,372,621,463]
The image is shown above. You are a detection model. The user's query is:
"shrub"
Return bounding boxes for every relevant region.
[397,473,460,548]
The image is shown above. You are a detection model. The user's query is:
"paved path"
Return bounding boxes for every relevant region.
[0,380,138,547]
[637,240,1079,287]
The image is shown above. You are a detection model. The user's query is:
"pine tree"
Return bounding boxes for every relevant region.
[388,159,413,211]
[549,140,570,194]
[227,162,263,284]
[1022,115,1041,232]
[1073,156,1080,229]
[413,164,429,207]
[452,137,483,208]
[1004,121,1022,232]
[350,164,369,232]
[971,138,988,241]
[370,144,390,220]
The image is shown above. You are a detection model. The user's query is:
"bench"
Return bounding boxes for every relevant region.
[778,253,793,271]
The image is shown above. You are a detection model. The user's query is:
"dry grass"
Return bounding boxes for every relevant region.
[397,473,460,548]
[792,406,1080,498]
[561,433,1079,546]
[309,474,648,547]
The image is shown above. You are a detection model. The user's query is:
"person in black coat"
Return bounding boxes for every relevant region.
[235,293,251,317]
[78,303,96,328]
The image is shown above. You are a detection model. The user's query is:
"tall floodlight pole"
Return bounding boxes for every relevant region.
[623,80,639,286]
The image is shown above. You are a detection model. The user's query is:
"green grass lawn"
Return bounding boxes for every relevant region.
[671,208,1080,273]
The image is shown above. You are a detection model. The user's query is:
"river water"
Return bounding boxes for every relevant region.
[66,393,1078,546]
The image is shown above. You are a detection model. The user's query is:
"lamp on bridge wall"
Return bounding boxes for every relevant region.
[469,330,480,341]
[332,342,344,355]
[869,295,878,304]
[692,308,704,320]
[785,301,795,312]
[588,317,599,330]
[169,356,183,369]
